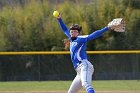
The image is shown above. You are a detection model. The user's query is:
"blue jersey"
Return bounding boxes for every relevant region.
[58,18,109,69]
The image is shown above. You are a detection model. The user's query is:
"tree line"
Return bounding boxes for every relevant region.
[0,0,139,51]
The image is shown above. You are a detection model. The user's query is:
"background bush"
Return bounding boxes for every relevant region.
[0,0,139,51]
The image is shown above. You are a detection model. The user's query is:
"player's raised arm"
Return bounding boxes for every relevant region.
[57,18,71,39]
[53,11,71,39]
[87,27,109,41]
[87,18,125,41]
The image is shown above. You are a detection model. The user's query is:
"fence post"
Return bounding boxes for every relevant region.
[136,53,139,81]
[37,55,41,81]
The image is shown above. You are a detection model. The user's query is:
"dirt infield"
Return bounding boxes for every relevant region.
[0,91,140,93]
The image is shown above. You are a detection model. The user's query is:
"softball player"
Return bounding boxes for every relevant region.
[56,15,111,93]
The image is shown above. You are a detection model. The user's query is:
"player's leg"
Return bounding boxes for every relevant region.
[68,74,82,93]
[80,61,95,93]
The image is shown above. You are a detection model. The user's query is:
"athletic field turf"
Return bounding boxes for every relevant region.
[0,80,140,93]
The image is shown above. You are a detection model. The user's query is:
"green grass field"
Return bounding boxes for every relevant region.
[0,80,140,93]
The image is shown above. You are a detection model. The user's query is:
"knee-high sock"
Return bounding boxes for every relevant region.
[87,88,94,93]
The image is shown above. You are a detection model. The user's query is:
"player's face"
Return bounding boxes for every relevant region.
[70,30,79,37]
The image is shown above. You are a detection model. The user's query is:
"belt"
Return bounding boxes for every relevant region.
[77,61,82,67]
[78,59,88,66]
[79,61,82,64]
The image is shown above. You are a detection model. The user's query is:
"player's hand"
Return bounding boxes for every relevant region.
[53,10,61,19]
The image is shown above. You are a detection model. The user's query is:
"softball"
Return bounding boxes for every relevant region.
[53,10,59,18]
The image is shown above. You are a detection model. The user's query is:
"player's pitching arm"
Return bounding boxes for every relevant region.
[57,17,71,39]
[53,10,71,39]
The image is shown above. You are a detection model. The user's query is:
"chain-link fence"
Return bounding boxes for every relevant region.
[0,51,139,81]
